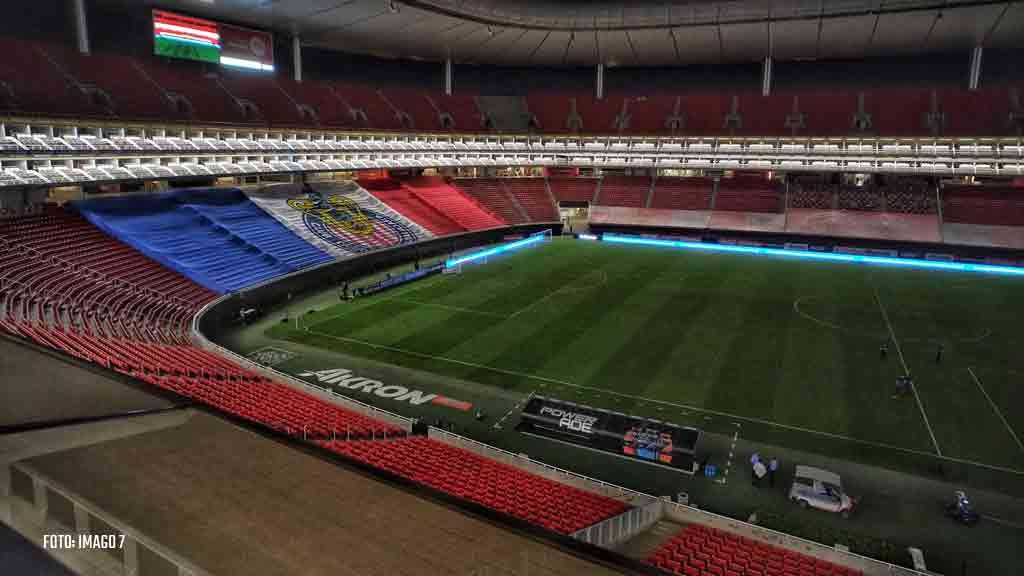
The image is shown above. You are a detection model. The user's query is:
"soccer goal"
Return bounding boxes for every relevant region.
[443,229,552,271]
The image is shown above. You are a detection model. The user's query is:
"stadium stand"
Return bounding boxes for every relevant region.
[596,175,651,207]
[715,175,784,213]
[650,177,714,211]
[0,38,105,118]
[244,181,431,259]
[401,177,506,230]
[73,188,333,293]
[319,436,630,534]
[453,179,528,224]
[139,59,247,123]
[501,178,560,221]
[549,177,599,203]
[218,71,306,125]
[362,178,465,236]
[646,523,862,576]
[942,183,1024,227]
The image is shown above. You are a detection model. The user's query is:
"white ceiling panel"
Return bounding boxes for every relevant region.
[599,30,637,66]
[771,18,822,60]
[868,10,939,55]
[720,21,770,62]
[564,31,599,67]
[672,25,722,64]
[817,15,877,59]
[987,2,1024,48]
[628,29,678,66]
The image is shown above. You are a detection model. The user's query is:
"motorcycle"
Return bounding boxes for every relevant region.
[944,490,980,526]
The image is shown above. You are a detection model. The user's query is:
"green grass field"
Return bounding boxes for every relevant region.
[270,237,1024,487]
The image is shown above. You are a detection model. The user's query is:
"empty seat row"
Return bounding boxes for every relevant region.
[318,436,630,534]
[647,524,862,576]
[596,176,650,208]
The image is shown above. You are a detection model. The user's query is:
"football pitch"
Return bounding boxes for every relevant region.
[269,236,1024,487]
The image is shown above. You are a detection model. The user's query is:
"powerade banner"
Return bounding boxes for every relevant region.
[516,396,699,473]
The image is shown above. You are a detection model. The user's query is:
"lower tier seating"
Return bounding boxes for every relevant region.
[549,178,599,203]
[404,179,506,230]
[503,178,559,221]
[650,177,714,210]
[597,176,650,207]
[942,185,1024,226]
[73,188,333,294]
[368,187,465,236]
[647,524,862,576]
[319,437,630,534]
[715,178,784,213]
[453,179,527,224]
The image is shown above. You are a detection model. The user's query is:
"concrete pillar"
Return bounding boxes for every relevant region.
[444,56,453,96]
[293,36,302,83]
[762,56,772,97]
[596,63,605,101]
[124,536,139,576]
[969,45,983,91]
[72,0,89,54]
[73,503,90,534]
[32,477,47,524]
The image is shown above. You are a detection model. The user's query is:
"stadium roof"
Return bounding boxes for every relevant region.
[111,0,1023,66]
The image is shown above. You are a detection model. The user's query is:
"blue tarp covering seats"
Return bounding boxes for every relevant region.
[73,188,333,293]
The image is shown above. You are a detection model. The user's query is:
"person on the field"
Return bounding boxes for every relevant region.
[879,342,888,360]
[935,343,944,364]
[768,457,779,487]
[750,452,761,484]
[753,459,767,487]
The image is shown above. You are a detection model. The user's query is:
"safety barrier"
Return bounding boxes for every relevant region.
[572,497,663,548]
[3,462,213,576]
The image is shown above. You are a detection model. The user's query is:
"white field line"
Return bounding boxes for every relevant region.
[387,297,509,319]
[494,390,536,430]
[872,282,943,456]
[303,328,1024,476]
[304,273,452,331]
[506,269,607,319]
[968,367,1024,454]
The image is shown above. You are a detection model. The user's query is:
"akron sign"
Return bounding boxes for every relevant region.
[296,368,473,411]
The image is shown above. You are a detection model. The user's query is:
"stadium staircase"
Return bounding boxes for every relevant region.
[646,523,863,576]
[73,188,333,294]
[318,436,630,535]
[503,178,560,221]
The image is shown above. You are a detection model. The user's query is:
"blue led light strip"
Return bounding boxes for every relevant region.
[600,233,1024,277]
[445,233,548,268]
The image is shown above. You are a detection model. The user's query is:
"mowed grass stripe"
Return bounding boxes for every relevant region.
[455,248,673,390]
[586,256,736,412]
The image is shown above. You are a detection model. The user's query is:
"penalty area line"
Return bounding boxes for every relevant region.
[968,367,1024,455]
[302,328,1024,477]
[872,280,943,457]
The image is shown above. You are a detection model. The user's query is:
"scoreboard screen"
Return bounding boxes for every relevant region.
[153,10,275,72]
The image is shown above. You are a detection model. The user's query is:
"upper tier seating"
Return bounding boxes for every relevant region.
[650,177,714,210]
[402,178,506,231]
[549,178,599,203]
[647,523,862,576]
[715,176,784,213]
[454,179,527,224]
[501,178,559,221]
[1,37,1020,136]
[0,38,106,118]
[73,188,333,293]
[596,176,650,207]
[943,185,1024,226]
[319,437,630,534]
